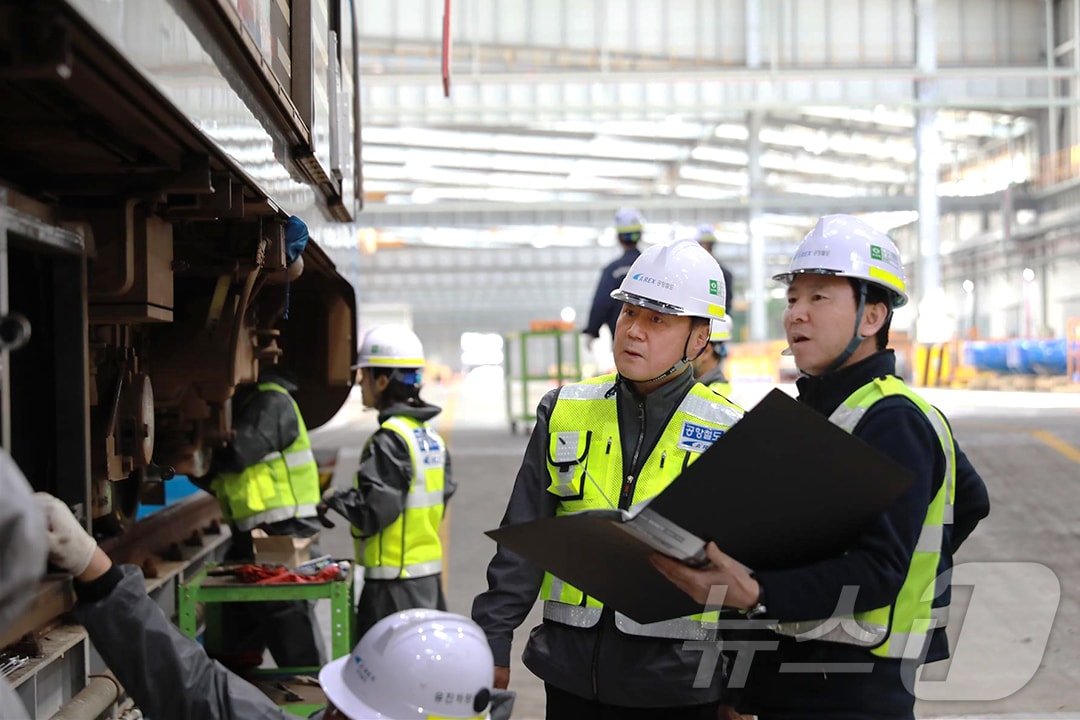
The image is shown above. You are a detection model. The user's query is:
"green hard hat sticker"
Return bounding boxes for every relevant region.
[870,245,883,261]
[709,279,719,295]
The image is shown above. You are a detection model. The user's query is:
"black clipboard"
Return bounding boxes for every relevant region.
[486,389,915,624]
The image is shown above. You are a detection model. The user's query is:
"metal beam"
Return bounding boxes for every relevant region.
[361,65,1080,86]
[354,190,1033,230]
[362,65,1079,121]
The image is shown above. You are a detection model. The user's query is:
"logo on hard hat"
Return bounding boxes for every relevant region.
[869,244,900,267]
[350,653,375,682]
[709,279,719,296]
[631,272,675,291]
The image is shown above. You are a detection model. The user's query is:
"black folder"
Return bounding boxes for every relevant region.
[486,389,915,624]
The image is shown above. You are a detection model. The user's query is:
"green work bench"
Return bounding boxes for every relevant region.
[178,564,354,716]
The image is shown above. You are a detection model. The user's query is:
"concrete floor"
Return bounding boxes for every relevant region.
[309,373,1080,720]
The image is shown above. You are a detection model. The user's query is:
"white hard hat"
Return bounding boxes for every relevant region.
[773,214,908,308]
[355,324,425,370]
[319,609,494,720]
[694,223,717,245]
[610,238,726,320]
[709,316,732,343]
[614,207,645,236]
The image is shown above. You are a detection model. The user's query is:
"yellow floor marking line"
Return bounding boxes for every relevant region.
[1030,430,1080,466]
[437,380,462,592]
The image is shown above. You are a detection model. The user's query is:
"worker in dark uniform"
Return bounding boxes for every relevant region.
[198,364,325,671]
[583,207,646,347]
[654,215,991,720]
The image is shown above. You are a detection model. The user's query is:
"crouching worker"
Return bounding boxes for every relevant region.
[32,492,514,720]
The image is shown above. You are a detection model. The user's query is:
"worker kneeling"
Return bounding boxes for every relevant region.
[27,489,513,720]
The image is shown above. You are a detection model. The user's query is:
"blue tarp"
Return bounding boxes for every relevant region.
[965,338,1067,375]
[136,476,204,520]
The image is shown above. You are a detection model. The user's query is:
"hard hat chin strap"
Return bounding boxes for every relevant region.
[610,326,701,396]
[821,281,869,376]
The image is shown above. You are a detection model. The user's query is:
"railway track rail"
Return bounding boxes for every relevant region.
[6,493,229,717]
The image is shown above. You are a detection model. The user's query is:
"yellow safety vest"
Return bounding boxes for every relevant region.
[210,382,320,531]
[541,373,744,639]
[771,376,956,660]
[707,380,733,397]
[353,415,446,580]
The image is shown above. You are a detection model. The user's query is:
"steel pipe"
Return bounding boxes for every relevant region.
[49,674,121,720]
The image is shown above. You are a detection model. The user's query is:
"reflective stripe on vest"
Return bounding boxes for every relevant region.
[541,373,744,639]
[771,376,956,659]
[353,415,446,580]
[211,382,321,531]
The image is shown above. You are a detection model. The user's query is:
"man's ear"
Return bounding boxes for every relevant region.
[860,301,889,338]
[373,374,391,394]
[690,319,711,356]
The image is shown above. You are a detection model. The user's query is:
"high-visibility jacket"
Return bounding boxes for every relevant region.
[211,382,320,531]
[541,373,743,640]
[353,415,446,580]
[707,380,733,397]
[696,366,732,398]
[771,376,956,660]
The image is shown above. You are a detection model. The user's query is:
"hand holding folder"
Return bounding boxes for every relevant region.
[486,389,914,624]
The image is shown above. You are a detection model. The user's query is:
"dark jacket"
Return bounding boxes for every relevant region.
[198,379,302,482]
[583,246,641,339]
[472,368,729,707]
[77,564,296,720]
[734,350,990,718]
[74,564,515,720]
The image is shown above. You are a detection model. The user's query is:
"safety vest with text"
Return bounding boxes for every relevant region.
[353,415,446,580]
[211,382,320,531]
[541,373,744,640]
[771,376,956,660]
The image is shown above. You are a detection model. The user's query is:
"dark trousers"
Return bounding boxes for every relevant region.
[544,683,719,720]
[214,523,326,672]
[355,573,446,639]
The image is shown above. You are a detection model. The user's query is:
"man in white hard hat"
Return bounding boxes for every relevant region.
[692,316,734,397]
[474,239,745,717]
[320,324,455,637]
[654,214,990,720]
[30,491,514,720]
[582,208,645,347]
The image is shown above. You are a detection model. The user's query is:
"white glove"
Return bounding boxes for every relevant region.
[34,493,97,576]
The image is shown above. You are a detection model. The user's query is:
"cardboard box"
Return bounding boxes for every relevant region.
[251,530,318,569]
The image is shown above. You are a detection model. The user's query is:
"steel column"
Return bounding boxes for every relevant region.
[914,0,942,341]
[1047,0,1060,158]
[746,0,768,342]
